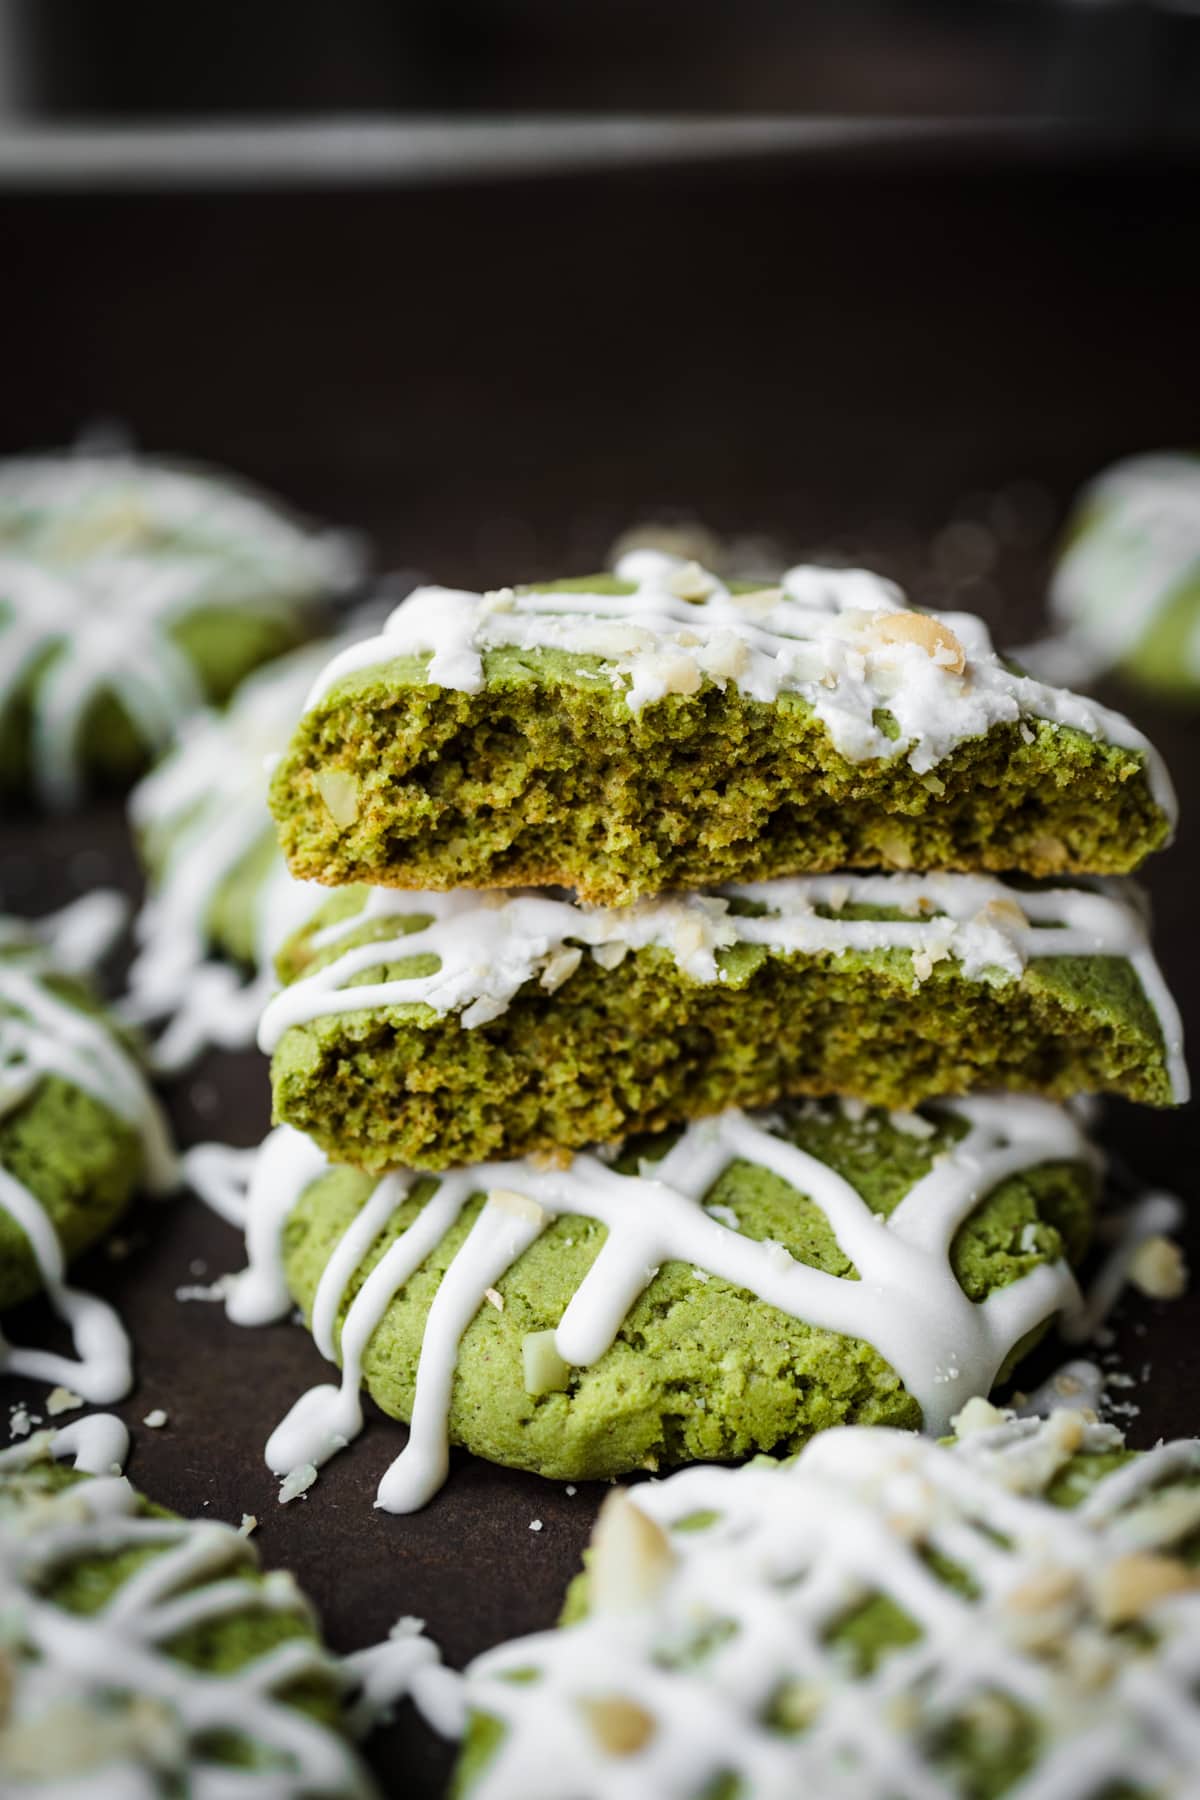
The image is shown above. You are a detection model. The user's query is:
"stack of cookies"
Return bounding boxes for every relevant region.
[226,552,1184,1513]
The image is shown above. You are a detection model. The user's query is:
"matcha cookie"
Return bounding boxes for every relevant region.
[1050,450,1200,699]
[0,450,359,807]
[454,1405,1200,1799]
[195,1094,1095,1511]
[0,904,175,1401]
[269,554,1173,904]
[0,1416,376,1798]
[260,872,1185,1173]
[127,636,337,1071]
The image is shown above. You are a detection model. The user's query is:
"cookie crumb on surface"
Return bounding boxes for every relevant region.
[238,1513,258,1536]
[529,1519,543,1532]
[143,1409,168,1429]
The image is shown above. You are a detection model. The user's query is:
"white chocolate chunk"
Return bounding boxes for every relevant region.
[522,1331,570,1396]
[589,1492,676,1615]
[314,768,360,828]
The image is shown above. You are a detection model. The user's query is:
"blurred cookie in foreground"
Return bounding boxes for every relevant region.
[0,900,174,1402]
[0,448,360,807]
[0,1418,378,1798]
[1049,451,1200,700]
[456,1407,1200,1799]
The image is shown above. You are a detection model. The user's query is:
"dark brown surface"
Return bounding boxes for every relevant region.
[0,150,1198,1796]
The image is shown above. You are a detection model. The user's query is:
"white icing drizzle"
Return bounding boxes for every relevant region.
[462,1411,1200,1800]
[256,872,1188,1105]
[0,452,359,809]
[342,1619,463,1744]
[1063,1187,1185,1345]
[1051,452,1200,678]
[0,914,176,1403]
[125,637,341,1072]
[0,1421,375,1798]
[299,549,1175,820]
[190,1096,1091,1516]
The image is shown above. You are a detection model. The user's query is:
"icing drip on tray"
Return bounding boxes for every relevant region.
[0,908,175,1402]
[189,1095,1091,1514]
[460,1410,1200,1800]
[300,549,1174,820]
[257,871,1187,1104]
[0,452,358,808]
[0,1420,375,1797]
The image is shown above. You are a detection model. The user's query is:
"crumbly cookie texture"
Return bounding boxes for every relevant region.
[1051,450,1200,697]
[454,1410,1200,1800]
[0,451,355,805]
[0,1426,373,1798]
[262,1096,1094,1500]
[262,874,1182,1173]
[269,562,1173,904]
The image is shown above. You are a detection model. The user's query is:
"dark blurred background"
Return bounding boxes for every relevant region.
[1,13,1199,1793]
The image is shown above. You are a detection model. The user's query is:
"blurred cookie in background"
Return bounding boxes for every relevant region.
[0,445,363,809]
[1047,452,1200,701]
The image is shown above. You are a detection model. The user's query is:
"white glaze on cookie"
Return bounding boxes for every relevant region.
[0,910,175,1402]
[190,1096,1091,1514]
[0,1419,375,1797]
[0,453,357,808]
[460,1410,1200,1800]
[300,551,1174,818]
[256,872,1187,1104]
[126,639,338,1070]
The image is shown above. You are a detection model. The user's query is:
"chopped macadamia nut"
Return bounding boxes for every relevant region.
[951,1396,1010,1438]
[589,1491,675,1615]
[539,946,583,994]
[1129,1234,1188,1301]
[487,1188,548,1227]
[579,1695,657,1757]
[314,769,359,827]
[1093,1553,1199,1626]
[871,610,967,675]
[666,561,718,602]
[45,1387,83,1417]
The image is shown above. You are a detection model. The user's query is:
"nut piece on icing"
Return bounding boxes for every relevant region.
[872,610,967,675]
[578,1694,657,1757]
[951,1396,1010,1438]
[1093,1552,1199,1626]
[589,1491,676,1615]
[486,1188,548,1228]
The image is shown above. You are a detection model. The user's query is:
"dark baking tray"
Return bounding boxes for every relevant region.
[1,146,1198,1795]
